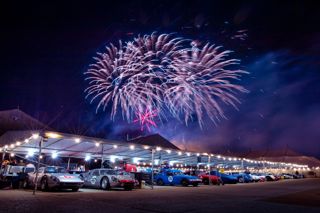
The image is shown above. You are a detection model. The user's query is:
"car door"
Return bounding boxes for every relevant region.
[163,171,173,185]
[87,170,100,187]
[106,170,117,187]
[83,171,92,186]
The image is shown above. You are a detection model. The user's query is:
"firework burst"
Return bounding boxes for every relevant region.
[85,32,248,129]
[133,109,158,131]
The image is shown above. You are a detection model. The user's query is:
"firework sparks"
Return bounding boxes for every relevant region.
[133,109,158,131]
[85,32,248,128]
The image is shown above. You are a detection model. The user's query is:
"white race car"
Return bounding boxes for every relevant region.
[249,173,266,182]
[24,166,84,191]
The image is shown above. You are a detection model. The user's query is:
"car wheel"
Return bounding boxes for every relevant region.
[100,177,110,190]
[192,183,198,187]
[157,179,164,186]
[72,187,79,192]
[238,177,244,183]
[203,178,209,185]
[40,178,48,191]
[181,179,189,187]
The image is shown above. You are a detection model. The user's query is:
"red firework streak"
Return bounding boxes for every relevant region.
[133,109,158,131]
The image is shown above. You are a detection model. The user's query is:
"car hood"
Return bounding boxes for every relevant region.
[51,173,83,182]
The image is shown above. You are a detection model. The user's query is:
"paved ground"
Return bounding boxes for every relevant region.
[0,179,319,213]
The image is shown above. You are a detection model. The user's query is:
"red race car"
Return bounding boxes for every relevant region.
[198,172,223,185]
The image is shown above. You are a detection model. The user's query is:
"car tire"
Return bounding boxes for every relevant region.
[40,178,48,191]
[157,179,164,186]
[72,187,79,192]
[238,177,244,183]
[181,179,189,187]
[100,177,110,190]
[203,178,209,185]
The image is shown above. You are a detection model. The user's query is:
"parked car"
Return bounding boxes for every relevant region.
[81,168,135,190]
[210,171,238,184]
[155,169,202,186]
[249,173,266,182]
[281,173,294,179]
[262,173,279,181]
[24,166,83,191]
[0,165,35,189]
[68,170,86,178]
[227,172,253,183]
[198,172,222,185]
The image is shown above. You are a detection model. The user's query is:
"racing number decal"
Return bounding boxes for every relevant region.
[90,176,97,185]
[168,176,173,182]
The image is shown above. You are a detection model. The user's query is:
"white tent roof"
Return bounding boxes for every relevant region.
[0,130,308,169]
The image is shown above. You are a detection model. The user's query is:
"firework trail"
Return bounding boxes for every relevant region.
[85,32,248,129]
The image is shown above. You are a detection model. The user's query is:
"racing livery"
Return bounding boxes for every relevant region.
[81,169,135,190]
[25,166,83,191]
[155,169,202,187]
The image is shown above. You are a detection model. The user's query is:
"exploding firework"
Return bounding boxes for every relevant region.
[133,109,158,131]
[164,43,248,127]
[85,32,248,128]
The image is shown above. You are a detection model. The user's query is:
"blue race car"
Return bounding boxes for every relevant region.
[210,171,238,184]
[155,169,202,187]
[228,172,254,183]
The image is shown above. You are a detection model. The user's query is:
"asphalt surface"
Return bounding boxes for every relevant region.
[0,179,319,213]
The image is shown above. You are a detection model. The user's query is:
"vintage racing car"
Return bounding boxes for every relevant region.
[198,172,222,185]
[81,168,136,190]
[24,166,84,191]
[155,169,202,186]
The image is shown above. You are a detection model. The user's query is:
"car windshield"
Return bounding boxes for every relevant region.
[166,171,183,175]
[45,167,66,173]
[24,167,35,173]
[100,169,116,175]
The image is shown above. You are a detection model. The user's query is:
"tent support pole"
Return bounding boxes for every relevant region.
[33,136,43,195]
[101,144,104,168]
[1,149,5,162]
[208,156,211,186]
[241,159,244,170]
[67,157,71,170]
[151,148,155,190]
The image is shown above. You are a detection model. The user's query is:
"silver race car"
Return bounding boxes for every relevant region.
[24,166,84,191]
[81,169,135,190]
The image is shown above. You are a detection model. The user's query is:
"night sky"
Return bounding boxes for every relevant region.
[0,1,319,157]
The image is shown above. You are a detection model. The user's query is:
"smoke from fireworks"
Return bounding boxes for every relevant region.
[85,32,248,129]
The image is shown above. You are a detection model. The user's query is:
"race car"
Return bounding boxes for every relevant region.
[24,166,84,191]
[81,169,135,190]
[155,169,202,187]
[227,172,254,183]
[198,172,222,185]
[248,173,266,182]
[210,171,238,184]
